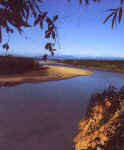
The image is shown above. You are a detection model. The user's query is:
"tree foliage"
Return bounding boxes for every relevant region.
[0,0,123,56]
[69,0,124,28]
[0,0,57,56]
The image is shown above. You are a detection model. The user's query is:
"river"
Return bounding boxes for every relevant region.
[0,68,124,150]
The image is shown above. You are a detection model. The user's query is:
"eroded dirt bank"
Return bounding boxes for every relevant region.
[74,87,124,150]
[0,65,93,86]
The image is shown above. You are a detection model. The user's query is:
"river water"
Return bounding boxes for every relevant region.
[0,68,124,150]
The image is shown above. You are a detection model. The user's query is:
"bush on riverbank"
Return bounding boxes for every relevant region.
[0,56,42,75]
[74,86,124,150]
[54,59,124,73]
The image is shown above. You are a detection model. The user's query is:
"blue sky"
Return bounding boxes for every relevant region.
[1,0,124,58]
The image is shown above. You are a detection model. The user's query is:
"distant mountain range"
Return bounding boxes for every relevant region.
[10,53,124,60]
[47,55,124,60]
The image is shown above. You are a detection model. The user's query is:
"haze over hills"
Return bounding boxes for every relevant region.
[3,52,124,60]
[47,55,124,60]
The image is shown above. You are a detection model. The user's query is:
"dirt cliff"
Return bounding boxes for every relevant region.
[74,86,124,150]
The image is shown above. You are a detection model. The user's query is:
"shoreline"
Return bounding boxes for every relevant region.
[0,65,93,87]
[50,59,124,74]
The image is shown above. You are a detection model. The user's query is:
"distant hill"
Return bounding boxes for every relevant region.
[48,55,78,60]
[7,53,124,60]
[48,55,124,60]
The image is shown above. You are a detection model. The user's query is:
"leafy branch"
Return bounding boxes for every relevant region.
[104,7,123,28]
[0,0,58,56]
[68,0,124,28]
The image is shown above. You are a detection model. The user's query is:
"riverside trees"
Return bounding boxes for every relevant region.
[0,0,123,56]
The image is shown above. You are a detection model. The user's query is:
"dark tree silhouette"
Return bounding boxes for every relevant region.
[0,0,123,55]
[42,54,48,62]
[71,0,124,28]
[0,0,58,55]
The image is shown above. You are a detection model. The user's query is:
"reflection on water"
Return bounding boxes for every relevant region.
[0,69,124,150]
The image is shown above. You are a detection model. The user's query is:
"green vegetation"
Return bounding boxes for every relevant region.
[74,86,124,150]
[0,0,124,57]
[55,59,124,73]
[0,56,42,75]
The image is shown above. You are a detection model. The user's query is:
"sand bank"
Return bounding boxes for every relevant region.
[0,65,93,86]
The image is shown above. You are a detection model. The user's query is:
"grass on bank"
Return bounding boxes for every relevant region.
[0,55,44,75]
[0,56,92,87]
[54,59,124,73]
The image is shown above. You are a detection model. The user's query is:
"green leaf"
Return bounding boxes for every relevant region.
[103,13,113,24]
[46,17,52,25]
[26,7,29,23]
[85,0,89,5]
[51,31,55,39]
[0,26,1,43]
[80,0,82,4]
[2,43,9,51]
[41,12,48,19]
[112,14,117,28]
[34,15,41,26]
[29,2,36,17]
[120,0,124,4]
[53,15,58,22]
[119,7,123,23]
[40,21,43,29]
[45,43,51,50]
[45,31,50,38]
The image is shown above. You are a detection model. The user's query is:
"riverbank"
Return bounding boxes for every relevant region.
[74,86,124,150]
[0,65,92,86]
[52,59,124,73]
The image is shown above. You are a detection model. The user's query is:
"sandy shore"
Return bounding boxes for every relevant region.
[0,65,93,86]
